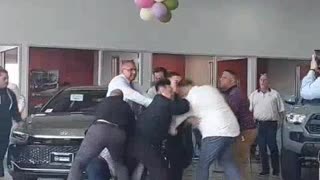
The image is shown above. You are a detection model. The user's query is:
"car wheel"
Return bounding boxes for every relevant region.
[11,173,37,180]
[281,148,301,180]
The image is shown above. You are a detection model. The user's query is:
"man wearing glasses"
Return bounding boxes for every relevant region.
[107,60,152,107]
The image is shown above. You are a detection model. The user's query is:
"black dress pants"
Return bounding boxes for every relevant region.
[257,121,279,173]
[131,139,169,180]
[67,123,129,180]
[86,157,112,180]
[0,130,10,177]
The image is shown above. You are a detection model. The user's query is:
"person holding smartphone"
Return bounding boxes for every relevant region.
[300,51,320,100]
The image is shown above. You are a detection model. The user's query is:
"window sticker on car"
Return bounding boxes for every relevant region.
[70,94,84,102]
[45,109,53,113]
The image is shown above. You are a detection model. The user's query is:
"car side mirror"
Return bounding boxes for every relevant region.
[284,96,297,105]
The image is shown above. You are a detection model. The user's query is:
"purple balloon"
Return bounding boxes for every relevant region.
[152,3,168,19]
[159,11,172,23]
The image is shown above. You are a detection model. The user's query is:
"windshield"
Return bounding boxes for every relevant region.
[41,89,107,113]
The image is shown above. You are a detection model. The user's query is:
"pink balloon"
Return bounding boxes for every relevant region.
[152,3,168,19]
[135,0,155,9]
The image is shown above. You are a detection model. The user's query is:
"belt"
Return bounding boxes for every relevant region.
[256,120,278,125]
[256,119,278,122]
[96,119,119,127]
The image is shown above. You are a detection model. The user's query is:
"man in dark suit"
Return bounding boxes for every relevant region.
[130,79,190,180]
[68,89,135,180]
[166,72,194,180]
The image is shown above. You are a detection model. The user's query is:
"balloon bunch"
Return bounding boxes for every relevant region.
[135,0,179,23]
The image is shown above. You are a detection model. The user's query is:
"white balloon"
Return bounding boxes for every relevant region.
[140,8,154,21]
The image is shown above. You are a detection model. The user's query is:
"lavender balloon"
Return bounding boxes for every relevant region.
[152,2,168,19]
[159,11,172,23]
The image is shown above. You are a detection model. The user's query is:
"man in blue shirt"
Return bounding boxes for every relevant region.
[301,54,320,100]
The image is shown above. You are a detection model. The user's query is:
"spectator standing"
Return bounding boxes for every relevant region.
[249,73,284,176]
[0,68,22,178]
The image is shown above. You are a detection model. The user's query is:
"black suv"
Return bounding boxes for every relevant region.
[7,86,107,180]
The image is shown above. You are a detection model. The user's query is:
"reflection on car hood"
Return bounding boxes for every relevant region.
[287,104,320,115]
[21,113,95,138]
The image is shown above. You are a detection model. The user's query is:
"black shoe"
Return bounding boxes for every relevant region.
[259,171,269,176]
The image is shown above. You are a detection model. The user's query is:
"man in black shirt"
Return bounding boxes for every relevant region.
[67,89,135,180]
[0,68,22,178]
[131,79,190,180]
[166,72,194,180]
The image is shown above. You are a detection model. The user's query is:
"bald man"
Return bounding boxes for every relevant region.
[219,70,257,180]
[104,60,153,179]
[249,74,283,176]
[68,89,135,180]
[107,60,152,107]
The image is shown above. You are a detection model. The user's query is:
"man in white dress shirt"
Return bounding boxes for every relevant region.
[87,60,152,180]
[107,60,152,106]
[170,80,240,180]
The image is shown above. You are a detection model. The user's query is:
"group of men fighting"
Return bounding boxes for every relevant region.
[66,59,258,180]
[2,53,320,180]
[0,60,285,180]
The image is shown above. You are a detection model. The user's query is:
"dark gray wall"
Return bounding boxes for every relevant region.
[0,0,319,58]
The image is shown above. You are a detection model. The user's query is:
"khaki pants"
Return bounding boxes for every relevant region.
[233,128,257,180]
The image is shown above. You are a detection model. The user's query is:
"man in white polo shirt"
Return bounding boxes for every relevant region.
[249,73,285,176]
[170,80,240,180]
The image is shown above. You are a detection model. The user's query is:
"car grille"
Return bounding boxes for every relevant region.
[11,145,79,169]
[306,114,320,134]
[301,143,320,157]
[28,137,82,145]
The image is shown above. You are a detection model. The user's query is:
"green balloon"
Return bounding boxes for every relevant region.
[163,0,179,10]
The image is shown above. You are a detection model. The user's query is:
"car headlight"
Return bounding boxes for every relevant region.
[12,131,29,144]
[286,113,306,124]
